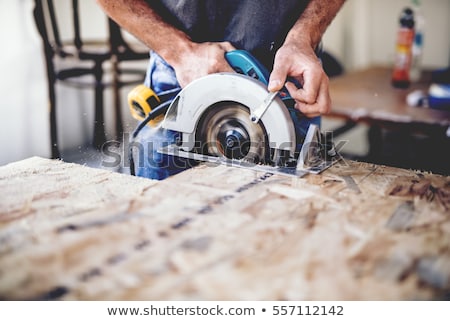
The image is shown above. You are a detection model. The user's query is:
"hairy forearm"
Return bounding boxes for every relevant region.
[285,0,346,49]
[95,0,192,66]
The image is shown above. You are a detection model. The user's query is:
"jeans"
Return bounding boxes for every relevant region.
[134,51,319,180]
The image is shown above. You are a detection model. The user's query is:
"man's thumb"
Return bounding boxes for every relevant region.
[268,65,287,92]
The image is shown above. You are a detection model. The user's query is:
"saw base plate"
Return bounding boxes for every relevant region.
[158,144,337,178]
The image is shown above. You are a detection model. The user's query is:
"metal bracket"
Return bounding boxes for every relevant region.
[297,124,337,174]
[249,91,278,123]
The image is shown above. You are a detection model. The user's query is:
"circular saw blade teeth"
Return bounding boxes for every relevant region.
[196,102,268,163]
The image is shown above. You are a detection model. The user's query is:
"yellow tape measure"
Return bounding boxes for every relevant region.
[127,84,164,127]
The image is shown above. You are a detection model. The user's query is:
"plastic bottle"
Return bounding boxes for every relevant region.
[392,8,415,89]
[410,0,425,82]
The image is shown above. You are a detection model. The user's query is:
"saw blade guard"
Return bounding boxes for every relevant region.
[162,73,296,156]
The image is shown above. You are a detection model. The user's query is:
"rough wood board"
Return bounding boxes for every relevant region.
[0,157,449,300]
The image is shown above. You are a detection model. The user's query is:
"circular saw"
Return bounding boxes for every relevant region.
[157,50,338,177]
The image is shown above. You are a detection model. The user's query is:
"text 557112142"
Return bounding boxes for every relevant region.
[272,305,344,316]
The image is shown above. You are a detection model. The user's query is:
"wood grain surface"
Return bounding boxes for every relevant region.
[0,157,449,300]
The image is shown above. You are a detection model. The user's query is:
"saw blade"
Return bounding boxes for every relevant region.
[196,103,269,164]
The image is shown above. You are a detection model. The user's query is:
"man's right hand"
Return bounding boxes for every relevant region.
[170,41,236,88]
[96,0,235,88]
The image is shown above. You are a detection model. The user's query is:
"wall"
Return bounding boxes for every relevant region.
[323,0,450,70]
[0,0,50,165]
[0,0,449,166]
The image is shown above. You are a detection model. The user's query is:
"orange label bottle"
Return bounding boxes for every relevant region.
[392,8,415,89]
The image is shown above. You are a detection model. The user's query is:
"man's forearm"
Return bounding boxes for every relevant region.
[96,0,192,66]
[285,0,346,49]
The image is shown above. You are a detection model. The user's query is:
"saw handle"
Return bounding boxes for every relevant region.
[225,50,293,101]
[225,50,270,86]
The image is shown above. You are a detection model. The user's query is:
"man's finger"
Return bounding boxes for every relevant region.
[316,78,331,114]
[287,71,322,105]
[295,103,321,118]
[268,59,288,92]
[220,42,239,73]
[294,81,331,116]
[221,41,237,52]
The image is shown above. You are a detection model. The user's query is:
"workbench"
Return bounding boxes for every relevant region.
[329,66,450,133]
[0,157,449,300]
[328,66,450,174]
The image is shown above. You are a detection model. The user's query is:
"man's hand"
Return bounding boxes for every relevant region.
[95,0,236,88]
[267,0,345,118]
[268,43,330,118]
[171,41,236,88]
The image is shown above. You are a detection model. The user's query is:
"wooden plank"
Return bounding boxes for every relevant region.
[0,157,449,300]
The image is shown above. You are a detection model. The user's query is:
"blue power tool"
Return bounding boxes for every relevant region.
[225,50,271,85]
[225,50,292,101]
